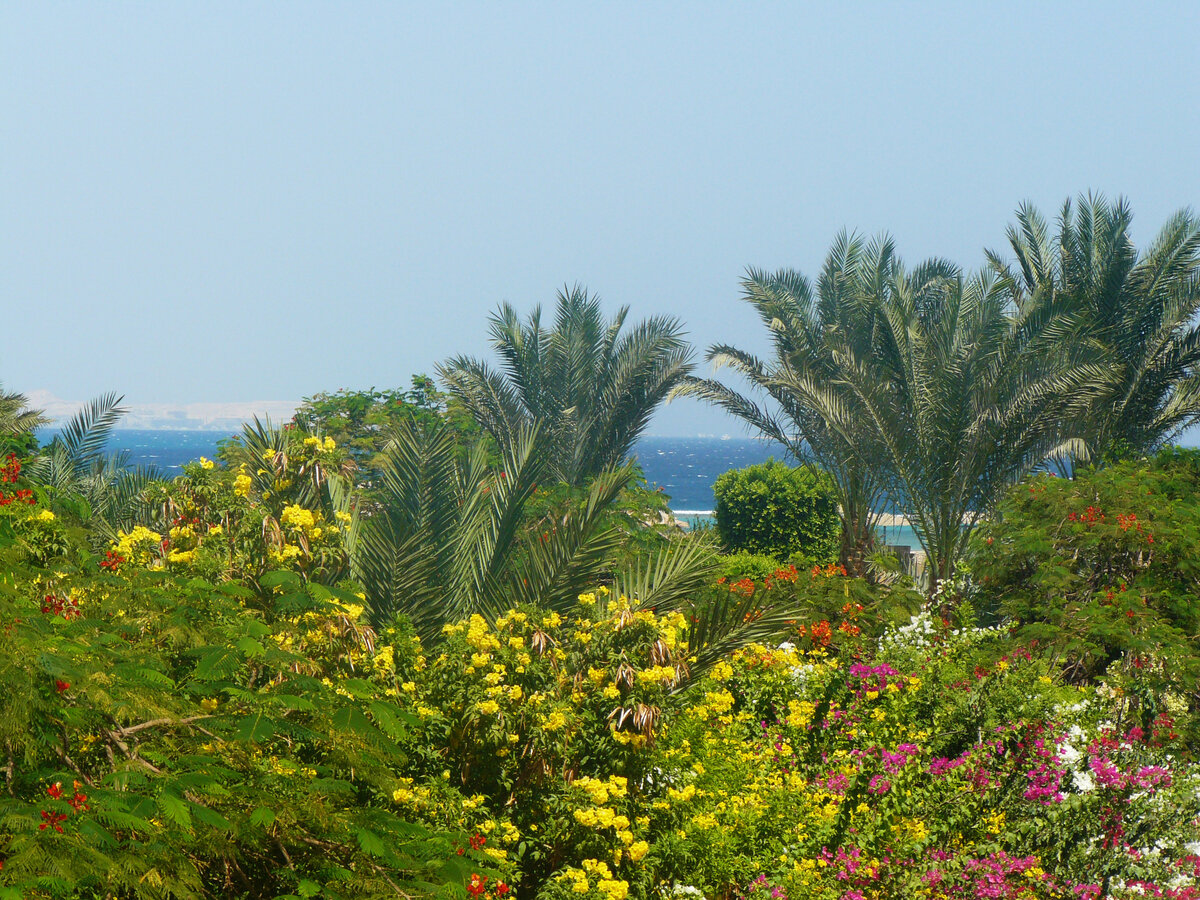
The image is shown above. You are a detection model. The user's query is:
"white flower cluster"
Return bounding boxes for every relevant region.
[880,608,1003,652]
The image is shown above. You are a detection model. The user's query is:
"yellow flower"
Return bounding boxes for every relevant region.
[199,456,215,470]
[636,665,677,686]
[35,509,56,522]
[572,880,590,894]
[668,784,696,803]
[234,473,253,497]
[280,505,316,531]
[478,700,500,716]
[704,689,734,715]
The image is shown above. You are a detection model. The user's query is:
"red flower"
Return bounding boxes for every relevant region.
[68,784,88,812]
[55,680,70,693]
[496,883,510,896]
[469,832,487,850]
[39,810,68,832]
[467,874,488,898]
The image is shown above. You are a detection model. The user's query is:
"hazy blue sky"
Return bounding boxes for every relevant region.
[3,2,1198,434]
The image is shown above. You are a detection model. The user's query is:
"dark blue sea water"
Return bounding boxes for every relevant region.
[630,436,787,512]
[38,429,781,510]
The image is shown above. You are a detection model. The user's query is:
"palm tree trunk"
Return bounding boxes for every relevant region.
[837,470,876,578]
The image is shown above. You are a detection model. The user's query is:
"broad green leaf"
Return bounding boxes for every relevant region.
[249,806,276,828]
[260,570,301,588]
[357,828,386,856]
[236,711,276,743]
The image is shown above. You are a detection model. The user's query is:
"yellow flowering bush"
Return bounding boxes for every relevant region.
[134,434,351,585]
[385,594,691,898]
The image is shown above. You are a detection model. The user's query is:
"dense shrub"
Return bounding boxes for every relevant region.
[712,461,838,565]
[717,551,784,582]
[5,412,1200,900]
[0,563,471,898]
[972,448,1200,711]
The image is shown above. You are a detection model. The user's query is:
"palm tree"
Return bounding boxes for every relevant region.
[680,234,1095,594]
[988,194,1200,462]
[0,382,46,453]
[439,285,694,487]
[353,418,719,644]
[26,394,163,543]
[672,233,895,576]
[813,259,1095,594]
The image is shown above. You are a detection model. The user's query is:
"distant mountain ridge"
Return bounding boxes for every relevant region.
[25,390,300,431]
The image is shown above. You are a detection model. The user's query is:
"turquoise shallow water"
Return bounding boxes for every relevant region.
[683,513,922,552]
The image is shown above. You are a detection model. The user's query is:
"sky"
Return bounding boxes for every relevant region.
[3,2,1199,435]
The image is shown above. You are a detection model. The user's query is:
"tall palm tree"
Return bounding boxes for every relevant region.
[353,418,719,644]
[680,234,1094,594]
[988,194,1200,462]
[439,286,694,487]
[673,233,894,575]
[813,259,1095,594]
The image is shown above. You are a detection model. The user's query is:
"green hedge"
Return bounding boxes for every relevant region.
[712,459,839,565]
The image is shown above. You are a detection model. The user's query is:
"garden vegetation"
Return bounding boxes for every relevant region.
[2,194,1199,899]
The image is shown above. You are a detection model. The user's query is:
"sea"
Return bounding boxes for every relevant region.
[40,429,922,548]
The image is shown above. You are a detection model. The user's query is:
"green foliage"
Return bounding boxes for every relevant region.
[716,551,784,582]
[0,558,469,898]
[665,623,1198,898]
[972,447,1200,709]
[440,285,694,487]
[672,238,898,576]
[25,394,163,546]
[353,419,717,645]
[0,382,47,442]
[517,466,678,574]
[288,378,485,487]
[143,424,353,588]
[712,460,838,566]
[990,194,1200,461]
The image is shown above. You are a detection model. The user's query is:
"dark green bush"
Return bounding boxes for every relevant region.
[712,460,838,565]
